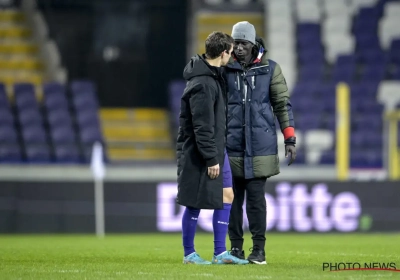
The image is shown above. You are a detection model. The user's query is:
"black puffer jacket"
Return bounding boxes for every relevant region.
[176,54,227,209]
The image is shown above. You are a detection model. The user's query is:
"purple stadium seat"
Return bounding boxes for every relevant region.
[297,23,320,36]
[353,114,382,130]
[44,92,69,111]
[299,65,325,81]
[391,65,400,80]
[0,87,9,108]
[350,82,378,98]
[0,108,14,125]
[351,132,382,149]
[389,39,400,65]
[50,125,76,144]
[0,144,22,162]
[324,117,336,130]
[290,81,320,99]
[358,7,381,20]
[295,112,323,130]
[47,110,73,127]
[359,63,386,81]
[14,83,34,95]
[79,126,103,144]
[293,148,306,164]
[18,109,43,127]
[72,93,98,111]
[43,82,66,96]
[351,149,382,168]
[358,50,387,64]
[298,51,325,65]
[54,144,81,163]
[355,35,381,52]
[297,35,322,49]
[21,125,47,144]
[332,64,356,83]
[320,150,335,164]
[318,82,336,95]
[70,80,96,95]
[25,145,51,163]
[0,125,18,143]
[15,91,38,111]
[75,110,99,128]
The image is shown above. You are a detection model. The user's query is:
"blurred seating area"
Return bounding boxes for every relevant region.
[0,80,105,163]
[169,0,400,168]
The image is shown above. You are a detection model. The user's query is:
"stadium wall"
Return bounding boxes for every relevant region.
[0,180,399,233]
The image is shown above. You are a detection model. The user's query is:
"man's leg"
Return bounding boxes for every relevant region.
[182,206,200,257]
[228,176,246,250]
[182,207,211,264]
[245,178,267,264]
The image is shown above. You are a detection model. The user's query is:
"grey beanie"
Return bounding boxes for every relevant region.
[231,21,256,45]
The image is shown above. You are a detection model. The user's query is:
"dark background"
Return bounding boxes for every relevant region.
[37,0,187,108]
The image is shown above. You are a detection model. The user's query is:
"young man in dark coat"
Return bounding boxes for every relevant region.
[225,21,297,265]
[176,31,248,265]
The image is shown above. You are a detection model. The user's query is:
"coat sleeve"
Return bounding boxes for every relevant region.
[269,63,295,131]
[176,125,184,175]
[189,83,219,167]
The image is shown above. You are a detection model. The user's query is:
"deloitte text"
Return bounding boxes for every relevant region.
[156,182,362,232]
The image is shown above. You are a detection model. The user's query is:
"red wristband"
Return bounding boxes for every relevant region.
[283,127,295,140]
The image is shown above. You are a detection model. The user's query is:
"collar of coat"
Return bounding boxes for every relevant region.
[226,51,269,71]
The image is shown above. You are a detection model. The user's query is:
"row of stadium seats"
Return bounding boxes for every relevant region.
[0,81,106,163]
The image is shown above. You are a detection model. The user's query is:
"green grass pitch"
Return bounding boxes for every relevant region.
[1,233,400,279]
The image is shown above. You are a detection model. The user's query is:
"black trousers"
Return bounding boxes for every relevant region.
[228,177,267,250]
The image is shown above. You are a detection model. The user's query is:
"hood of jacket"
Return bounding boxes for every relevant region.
[183,54,221,81]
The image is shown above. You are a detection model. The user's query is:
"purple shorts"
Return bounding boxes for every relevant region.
[223,150,232,188]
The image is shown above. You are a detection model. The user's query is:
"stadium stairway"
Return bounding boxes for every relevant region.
[195,12,264,54]
[100,108,175,161]
[0,9,44,88]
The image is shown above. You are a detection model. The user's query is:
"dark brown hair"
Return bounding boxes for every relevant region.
[205,32,234,59]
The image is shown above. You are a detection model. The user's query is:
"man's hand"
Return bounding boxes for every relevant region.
[207,164,220,179]
[284,136,296,166]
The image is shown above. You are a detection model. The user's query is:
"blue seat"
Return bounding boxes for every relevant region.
[47,110,73,127]
[54,144,81,163]
[359,63,386,81]
[70,80,96,95]
[43,82,66,96]
[44,92,69,111]
[21,125,47,144]
[0,144,22,163]
[25,145,51,163]
[0,125,18,143]
[0,85,10,108]
[50,125,77,144]
[18,109,43,127]
[298,65,325,81]
[389,39,400,65]
[351,149,382,168]
[75,109,100,128]
[0,108,14,125]
[320,150,335,164]
[72,93,98,111]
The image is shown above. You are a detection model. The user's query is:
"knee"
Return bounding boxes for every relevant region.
[223,188,234,204]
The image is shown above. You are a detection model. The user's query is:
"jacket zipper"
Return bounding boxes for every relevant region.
[240,64,268,155]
